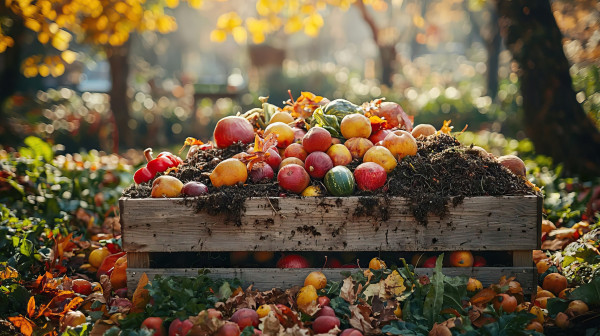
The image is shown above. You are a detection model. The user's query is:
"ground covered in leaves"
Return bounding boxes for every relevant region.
[123,134,539,223]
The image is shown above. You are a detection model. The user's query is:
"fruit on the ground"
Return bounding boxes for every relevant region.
[324,166,355,196]
[467,278,483,292]
[542,219,556,233]
[278,164,310,193]
[362,146,397,173]
[97,251,126,278]
[256,304,271,318]
[253,251,274,263]
[536,290,555,298]
[303,127,332,153]
[344,137,374,159]
[60,310,87,332]
[269,111,294,124]
[316,306,336,318]
[411,124,436,138]
[301,185,323,196]
[372,102,412,130]
[181,181,208,196]
[230,308,260,329]
[497,155,526,177]
[304,271,327,290]
[284,143,308,161]
[473,256,486,267]
[214,116,255,148]
[422,256,437,268]
[265,148,282,170]
[142,317,166,336]
[265,122,295,149]
[369,257,386,270]
[543,273,568,295]
[382,130,417,159]
[72,279,93,296]
[354,162,387,191]
[210,158,248,188]
[217,322,241,336]
[340,113,371,139]
[340,329,363,336]
[312,316,341,334]
[536,260,551,274]
[249,162,274,183]
[110,255,127,289]
[567,300,589,315]
[526,321,543,333]
[151,175,184,198]
[305,152,334,179]
[317,296,331,307]
[280,157,305,169]
[326,144,353,166]
[493,294,517,313]
[555,312,569,329]
[297,285,318,314]
[369,129,392,145]
[449,251,474,267]
[277,254,310,268]
[89,247,110,268]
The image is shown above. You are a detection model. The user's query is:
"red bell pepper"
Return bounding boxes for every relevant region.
[133,148,182,184]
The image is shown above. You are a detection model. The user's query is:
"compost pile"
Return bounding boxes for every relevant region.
[123,132,538,223]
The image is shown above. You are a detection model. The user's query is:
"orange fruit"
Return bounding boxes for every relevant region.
[536,260,551,274]
[304,271,327,290]
[542,273,568,295]
[530,305,545,323]
[340,114,372,139]
[109,255,127,290]
[256,304,271,318]
[536,289,555,298]
[493,294,517,313]
[369,257,386,270]
[296,285,318,314]
[449,251,474,267]
[567,300,589,315]
[89,247,110,268]
[534,297,550,309]
[264,122,295,148]
[209,158,248,188]
[269,111,294,125]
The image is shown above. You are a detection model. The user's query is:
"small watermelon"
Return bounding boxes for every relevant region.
[324,166,355,196]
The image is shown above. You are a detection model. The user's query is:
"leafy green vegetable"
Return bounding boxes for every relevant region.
[569,276,600,305]
[423,254,444,328]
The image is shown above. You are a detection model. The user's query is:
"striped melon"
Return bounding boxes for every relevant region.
[324,166,355,196]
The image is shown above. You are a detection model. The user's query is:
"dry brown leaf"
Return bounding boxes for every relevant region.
[131,273,150,313]
[470,288,497,306]
[260,311,283,336]
[429,323,452,336]
[349,304,375,334]
[188,309,226,335]
[340,277,357,303]
[89,321,114,336]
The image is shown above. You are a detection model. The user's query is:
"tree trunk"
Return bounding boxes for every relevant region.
[496,0,600,177]
[106,41,133,151]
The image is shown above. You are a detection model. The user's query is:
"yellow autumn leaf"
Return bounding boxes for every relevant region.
[284,15,303,34]
[384,270,406,297]
[232,26,247,44]
[210,29,227,42]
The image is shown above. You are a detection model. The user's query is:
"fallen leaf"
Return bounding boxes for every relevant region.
[383,270,406,298]
[349,304,375,334]
[340,277,357,303]
[131,273,150,313]
[260,311,283,336]
[188,309,225,335]
[27,296,35,318]
[0,266,19,280]
[429,323,452,336]
[8,316,34,336]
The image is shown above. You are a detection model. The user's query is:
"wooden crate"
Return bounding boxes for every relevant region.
[120,195,541,292]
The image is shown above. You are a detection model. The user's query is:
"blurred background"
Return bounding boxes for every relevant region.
[0,0,598,174]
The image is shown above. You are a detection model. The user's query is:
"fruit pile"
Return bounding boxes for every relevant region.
[124,92,538,222]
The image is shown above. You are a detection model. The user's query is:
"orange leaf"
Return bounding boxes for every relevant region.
[132,273,150,313]
[63,297,83,313]
[0,266,19,280]
[368,115,390,132]
[470,288,497,305]
[8,316,34,336]
[439,120,453,134]
[27,296,35,318]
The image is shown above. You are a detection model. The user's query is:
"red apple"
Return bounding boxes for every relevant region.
[249,162,274,183]
[284,143,308,161]
[422,256,437,268]
[169,319,193,336]
[317,296,331,307]
[369,129,392,145]
[217,322,241,336]
[292,127,307,143]
[312,316,341,334]
[340,329,364,336]
[214,116,255,148]
[473,256,487,267]
[277,254,310,268]
[230,308,259,329]
[315,306,336,318]
[277,164,310,193]
[142,317,166,336]
[354,162,387,191]
[303,127,332,153]
[265,148,282,171]
[305,151,333,179]
[72,279,92,296]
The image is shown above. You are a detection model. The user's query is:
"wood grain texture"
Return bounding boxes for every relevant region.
[126,267,537,294]
[120,196,540,252]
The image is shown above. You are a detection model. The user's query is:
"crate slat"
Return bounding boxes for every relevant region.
[120,196,540,253]
[126,267,537,293]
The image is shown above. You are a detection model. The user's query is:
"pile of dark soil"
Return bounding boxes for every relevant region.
[123,134,539,224]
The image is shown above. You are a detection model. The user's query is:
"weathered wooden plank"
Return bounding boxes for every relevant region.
[126,267,536,294]
[120,196,540,252]
[127,252,150,268]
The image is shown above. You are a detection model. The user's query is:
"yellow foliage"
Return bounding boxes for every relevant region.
[210,29,227,42]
